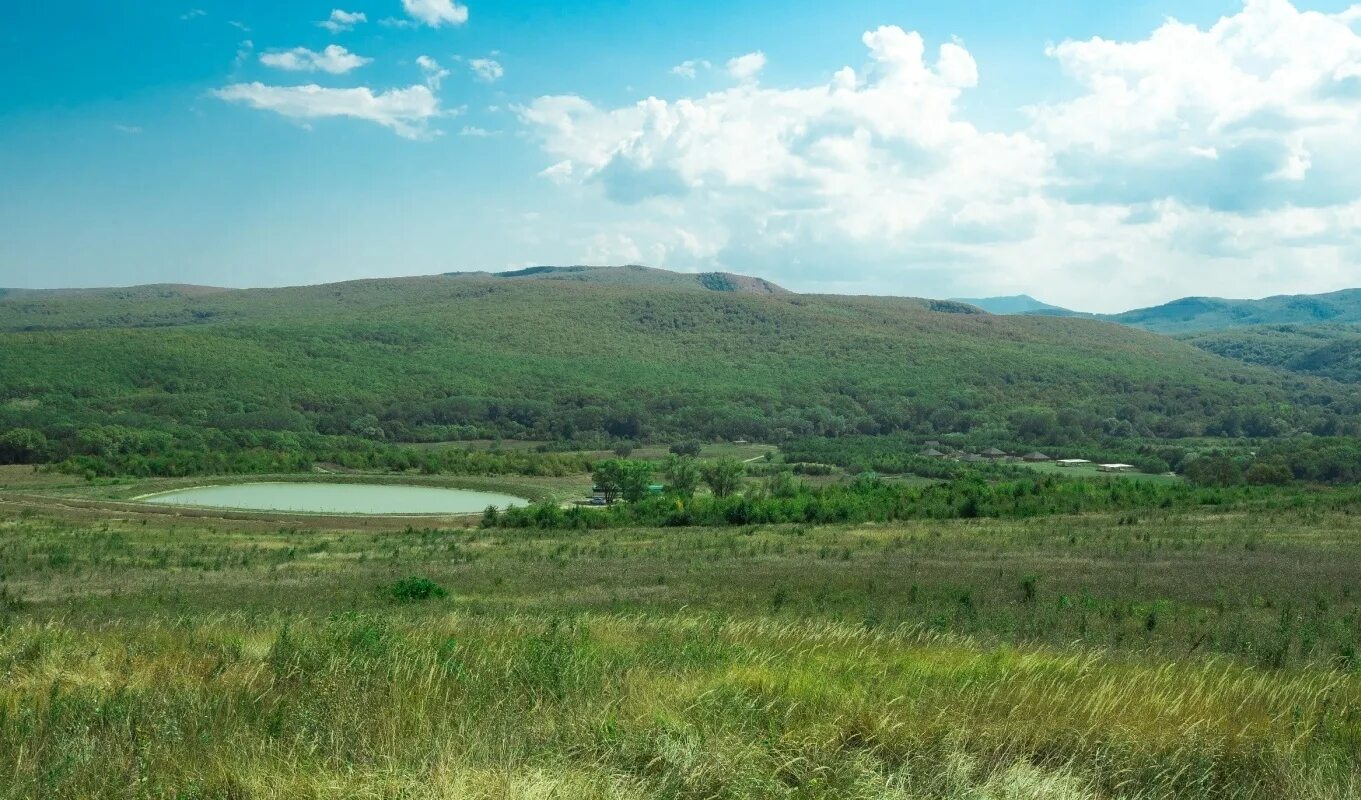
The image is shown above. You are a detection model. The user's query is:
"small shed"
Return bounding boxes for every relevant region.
[1098,463,1135,473]
[1023,452,1051,462]
[1055,459,1091,467]
[981,448,1008,459]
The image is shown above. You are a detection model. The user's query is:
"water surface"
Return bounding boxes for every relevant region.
[138,482,527,515]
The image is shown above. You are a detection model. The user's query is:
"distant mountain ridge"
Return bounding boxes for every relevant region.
[1106,289,1361,334]
[447,264,790,295]
[949,295,1071,315]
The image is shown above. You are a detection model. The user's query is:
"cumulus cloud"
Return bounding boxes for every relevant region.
[1032,0,1361,212]
[260,45,372,74]
[725,51,766,82]
[469,58,504,82]
[521,3,1361,310]
[213,83,442,140]
[671,59,711,79]
[319,9,367,33]
[402,0,468,27]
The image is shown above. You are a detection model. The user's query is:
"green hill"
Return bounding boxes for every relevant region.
[1107,289,1361,334]
[2,268,1358,473]
[1182,323,1361,384]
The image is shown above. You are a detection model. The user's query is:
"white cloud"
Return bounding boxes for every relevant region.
[180,8,205,20]
[522,4,1361,310]
[725,51,766,82]
[460,125,496,137]
[417,55,451,88]
[469,58,504,82]
[671,59,711,79]
[260,45,372,75]
[213,83,442,140]
[319,9,367,33]
[402,0,468,27]
[1031,0,1361,211]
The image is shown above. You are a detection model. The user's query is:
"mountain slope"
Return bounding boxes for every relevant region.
[1,269,1358,466]
[1108,289,1361,334]
[949,295,1072,315]
[449,265,789,295]
[1182,323,1361,384]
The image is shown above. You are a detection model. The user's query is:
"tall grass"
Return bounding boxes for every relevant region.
[1,612,1357,798]
[0,507,1359,797]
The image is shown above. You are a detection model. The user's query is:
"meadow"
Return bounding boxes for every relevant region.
[1,499,1358,798]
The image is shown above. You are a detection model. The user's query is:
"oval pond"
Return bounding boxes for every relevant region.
[137,482,528,515]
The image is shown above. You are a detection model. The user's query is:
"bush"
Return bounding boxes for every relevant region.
[669,441,703,458]
[1245,461,1293,486]
[387,576,448,603]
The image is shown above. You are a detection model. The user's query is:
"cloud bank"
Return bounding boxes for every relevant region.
[522,0,1361,310]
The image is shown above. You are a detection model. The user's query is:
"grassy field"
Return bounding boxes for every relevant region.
[1015,461,1185,484]
[1,502,1358,798]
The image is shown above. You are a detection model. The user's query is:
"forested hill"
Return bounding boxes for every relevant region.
[1108,289,1361,333]
[1,270,1359,471]
[1182,323,1361,384]
[1015,288,1361,334]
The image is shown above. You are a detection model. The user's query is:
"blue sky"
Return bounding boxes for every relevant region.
[2,0,1359,311]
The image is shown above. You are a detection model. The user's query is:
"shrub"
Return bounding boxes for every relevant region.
[669,441,703,458]
[387,576,448,603]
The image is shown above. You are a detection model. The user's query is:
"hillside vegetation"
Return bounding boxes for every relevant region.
[1021,288,1361,334]
[1182,323,1361,384]
[2,269,1359,475]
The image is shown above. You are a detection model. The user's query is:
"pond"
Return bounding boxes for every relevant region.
[136,482,528,515]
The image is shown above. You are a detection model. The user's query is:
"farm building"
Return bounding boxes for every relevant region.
[981,448,1008,460]
[1022,452,1051,462]
[1055,459,1091,467]
[1098,463,1135,473]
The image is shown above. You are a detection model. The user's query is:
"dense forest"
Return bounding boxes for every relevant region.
[2,271,1360,477]
[1182,323,1361,384]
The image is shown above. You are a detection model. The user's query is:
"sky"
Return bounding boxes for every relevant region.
[2,0,1360,312]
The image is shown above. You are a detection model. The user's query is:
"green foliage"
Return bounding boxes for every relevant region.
[497,472,1357,529]
[387,576,448,603]
[0,428,47,464]
[1184,323,1361,385]
[668,440,703,457]
[661,455,700,497]
[3,274,1360,479]
[1184,454,1245,487]
[700,458,745,498]
[591,459,654,503]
